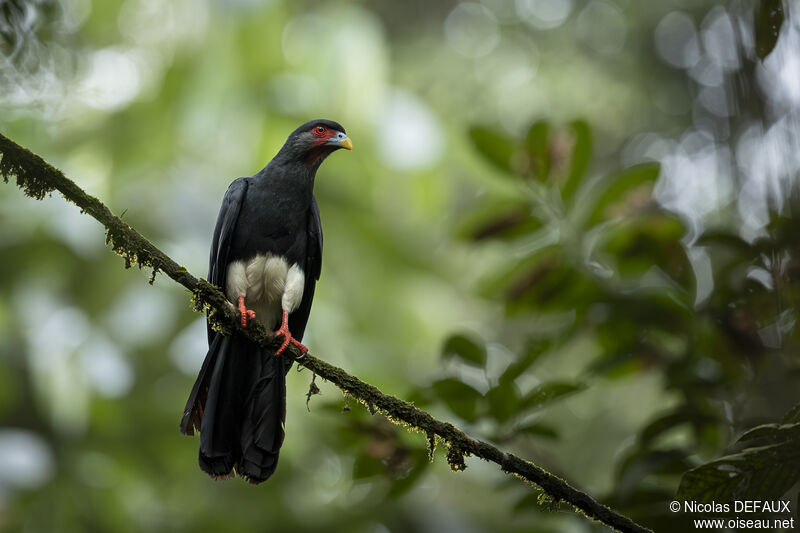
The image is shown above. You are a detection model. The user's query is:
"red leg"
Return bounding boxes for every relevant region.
[273,310,308,356]
[237,296,256,328]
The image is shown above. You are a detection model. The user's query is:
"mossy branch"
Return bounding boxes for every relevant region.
[0,132,651,533]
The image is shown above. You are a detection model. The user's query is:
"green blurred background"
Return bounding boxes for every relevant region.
[1,0,799,531]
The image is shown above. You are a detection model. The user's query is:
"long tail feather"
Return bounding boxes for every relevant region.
[181,332,291,483]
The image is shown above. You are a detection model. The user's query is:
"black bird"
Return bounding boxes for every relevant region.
[180,119,352,484]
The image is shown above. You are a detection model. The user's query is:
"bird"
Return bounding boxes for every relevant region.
[180,119,352,484]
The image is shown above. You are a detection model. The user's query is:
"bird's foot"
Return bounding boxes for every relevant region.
[274,310,307,356]
[237,296,256,328]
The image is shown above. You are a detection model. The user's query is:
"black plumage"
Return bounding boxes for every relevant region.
[180,119,350,484]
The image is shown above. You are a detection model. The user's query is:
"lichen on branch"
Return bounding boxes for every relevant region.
[0,132,652,533]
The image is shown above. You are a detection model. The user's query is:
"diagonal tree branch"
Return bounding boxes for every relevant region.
[0,132,651,533]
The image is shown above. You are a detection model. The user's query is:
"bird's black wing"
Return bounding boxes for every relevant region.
[183,177,249,435]
[308,194,323,281]
[207,177,249,344]
[288,195,323,341]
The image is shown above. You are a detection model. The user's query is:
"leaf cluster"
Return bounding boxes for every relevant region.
[443,118,800,529]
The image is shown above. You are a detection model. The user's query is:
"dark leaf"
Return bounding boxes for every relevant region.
[525,120,550,181]
[486,385,520,423]
[478,246,557,302]
[520,381,584,411]
[506,263,601,315]
[639,409,718,447]
[695,230,753,254]
[738,422,800,444]
[755,0,784,60]
[600,212,691,287]
[499,346,544,386]
[782,402,800,424]
[562,120,591,201]
[518,422,559,439]
[585,162,660,227]
[454,198,543,242]
[431,378,483,422]
[677,422,800,502]
[617,449,692,496]
[442,333,487,368]
[506,257,560,302]
[352,453,384,479]
[469,126,515,174]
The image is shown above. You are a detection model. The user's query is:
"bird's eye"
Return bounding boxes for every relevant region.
[314,126,326,135]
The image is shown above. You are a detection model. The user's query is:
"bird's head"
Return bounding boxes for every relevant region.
[277,119,352,167]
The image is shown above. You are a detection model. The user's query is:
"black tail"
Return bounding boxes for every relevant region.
[180,333,290,484]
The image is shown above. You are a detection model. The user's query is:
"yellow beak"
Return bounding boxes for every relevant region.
[339,137,353,151]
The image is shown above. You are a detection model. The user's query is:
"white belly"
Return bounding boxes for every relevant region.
[225,254,305,329]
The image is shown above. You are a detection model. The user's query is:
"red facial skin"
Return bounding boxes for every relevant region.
[305,125,338,165]
[310,125,336,144]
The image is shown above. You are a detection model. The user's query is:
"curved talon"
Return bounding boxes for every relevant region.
[237,296,256,328]
[274,310,307,356]
[290,337,308,354]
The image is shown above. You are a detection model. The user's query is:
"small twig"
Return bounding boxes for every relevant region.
[305,372,320,411]
[342,393,351,413]
[0,132,651,533]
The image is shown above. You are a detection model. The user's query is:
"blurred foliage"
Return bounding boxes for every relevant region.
[678,403,800,504]
[0,0,58,56]
[428,114,800,530]
[1,0,799,532]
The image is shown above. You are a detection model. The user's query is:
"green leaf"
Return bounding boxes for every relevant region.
[455,200,542,242]
[617,449,692,495]
[677,422,800,502]
[352,453,384,479]
[431,378,483,422]
[562,120,591,201]
[499,352,537,387]
[755,0,784,60]
[486,385,520,423]
[639,412,691,446]
[695,230,752,254]
[738,422,800,444]
[639,409,718,447]
[585,162,660,227]
[600,212,691,287]
[469,126,515,174]
[518,422,559,439]
[442,333,487,368]
[521,381,584,410]
[525,120,550,181]
[505,261,601,315]
[498,340,551,387]
[479,245,558,302]
[782,402,800,424]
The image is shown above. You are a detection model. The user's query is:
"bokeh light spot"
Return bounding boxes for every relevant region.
[0,430,54,491]
[654,11,700,69]
[444,3,500,59]
[575,0,626,55]
[375,90,444,171]
[516,0,573,30]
